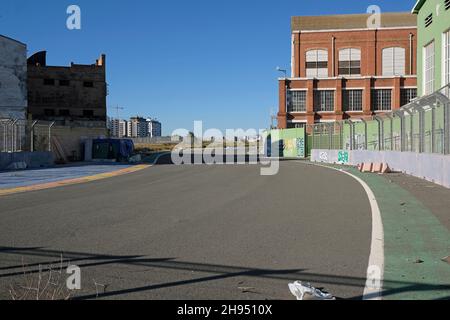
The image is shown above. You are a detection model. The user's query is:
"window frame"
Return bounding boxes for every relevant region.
[372,89,392,112]
[424,41,435,95]
[343,89,363,112]
[400,88,417,107]
[314,90,335,112]
[338,48,361,76]
[443,29,450,89]
[382,47,406,76]
[287,90,307,113]
[305,49,329,78]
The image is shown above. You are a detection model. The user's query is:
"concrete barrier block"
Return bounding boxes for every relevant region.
[362,163,373,173]
[381,163,391,174]
[372,163,383,173]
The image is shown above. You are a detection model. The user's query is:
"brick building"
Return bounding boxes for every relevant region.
[278,12,418,129]
[27,51,107,126]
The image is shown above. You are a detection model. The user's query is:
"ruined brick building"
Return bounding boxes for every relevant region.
[27,51,107,126]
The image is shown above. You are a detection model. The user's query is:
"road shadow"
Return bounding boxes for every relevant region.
[1,246,449,300]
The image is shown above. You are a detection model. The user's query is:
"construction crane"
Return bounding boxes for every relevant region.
[110,105,124,120]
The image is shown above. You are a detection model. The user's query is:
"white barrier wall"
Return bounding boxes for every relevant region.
[311,149,450,189]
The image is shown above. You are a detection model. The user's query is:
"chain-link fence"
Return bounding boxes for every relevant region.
[0,119,55,153]
[309,84,450,155]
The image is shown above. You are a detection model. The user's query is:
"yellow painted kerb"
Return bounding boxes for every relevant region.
[0,164,151,197]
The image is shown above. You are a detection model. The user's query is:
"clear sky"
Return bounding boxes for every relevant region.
[1,0,415,135]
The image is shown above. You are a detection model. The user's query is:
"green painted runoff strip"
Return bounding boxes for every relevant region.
[337,166,450,300]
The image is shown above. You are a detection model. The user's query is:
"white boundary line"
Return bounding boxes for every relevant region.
[308,162,385,300]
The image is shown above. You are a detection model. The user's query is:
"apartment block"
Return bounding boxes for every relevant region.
[128,116,148,138]
[278,12,418,128]
[109,118,129,138]
[146,118,162,137]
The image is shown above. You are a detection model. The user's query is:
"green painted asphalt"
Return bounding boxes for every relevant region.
[330,165,450,300]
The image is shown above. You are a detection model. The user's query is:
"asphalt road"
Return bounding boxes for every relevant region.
[0,161,372,300]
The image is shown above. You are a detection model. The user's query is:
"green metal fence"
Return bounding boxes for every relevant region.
[309,84,450,155]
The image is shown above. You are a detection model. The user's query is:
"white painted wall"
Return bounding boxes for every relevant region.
[0,35,27,120]
[311,149,450,189]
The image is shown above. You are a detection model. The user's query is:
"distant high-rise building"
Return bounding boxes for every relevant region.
[146,118,162,137]
[118,120,128,138]
[109,118,120,137]
[129,116,148,138]
[109,116,162,138]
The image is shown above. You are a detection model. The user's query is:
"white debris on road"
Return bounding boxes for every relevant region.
[289,281,335,300]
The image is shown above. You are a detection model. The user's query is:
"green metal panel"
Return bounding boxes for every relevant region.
[415,0,450,96]
[269,128,306,158]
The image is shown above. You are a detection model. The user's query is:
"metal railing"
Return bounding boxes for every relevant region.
[309,84,450,155]
[0,119,55,153]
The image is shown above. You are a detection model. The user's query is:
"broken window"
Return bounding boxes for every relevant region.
[43,79,55,86]
[83,110,94,117]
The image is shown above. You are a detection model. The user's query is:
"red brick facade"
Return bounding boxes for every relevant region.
[278,15,418,129]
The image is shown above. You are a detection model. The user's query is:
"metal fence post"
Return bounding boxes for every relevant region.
[385,114,394,151]
[403,109,413,152]
[360,119,368,150]
[346,120,354,150]
[328,123,333,150]
[418,108,425,153]
[374,116,383,151]
[30,120,38,152]
[12,120,19,152]
[445,102,450,155]
[431,102,436,154]
[48,122,55,152]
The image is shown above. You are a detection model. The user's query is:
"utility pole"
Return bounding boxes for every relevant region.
[270,108,277,130]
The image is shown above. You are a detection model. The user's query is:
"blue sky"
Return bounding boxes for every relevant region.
[1,0,415,135]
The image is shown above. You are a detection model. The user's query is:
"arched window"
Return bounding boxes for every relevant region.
[339,48,361,76]
[382,47,406,76]
[305,50,328,77]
